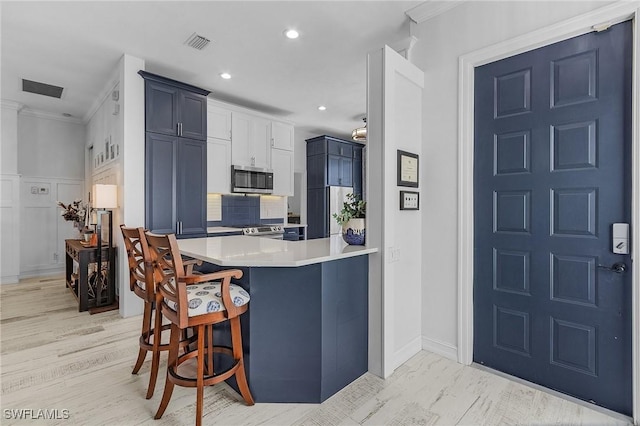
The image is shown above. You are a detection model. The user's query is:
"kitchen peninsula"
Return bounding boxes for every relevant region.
[178,235,377,403]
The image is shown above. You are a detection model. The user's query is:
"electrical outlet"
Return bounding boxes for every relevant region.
[388,247,400,263]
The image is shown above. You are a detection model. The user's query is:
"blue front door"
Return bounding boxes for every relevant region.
[473,21,632,415]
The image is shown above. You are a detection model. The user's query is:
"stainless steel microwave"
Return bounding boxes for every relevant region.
[231,165,274,194]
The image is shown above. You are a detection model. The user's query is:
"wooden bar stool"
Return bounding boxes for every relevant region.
[120,226,198,399]
[145,231,254,426]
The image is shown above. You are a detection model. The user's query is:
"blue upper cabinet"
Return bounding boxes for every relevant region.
[307,136,362,188]
[139,71,209,141]
[306,135,364,239]
[140,71,209,237]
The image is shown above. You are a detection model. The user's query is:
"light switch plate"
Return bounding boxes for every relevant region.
[400,190,419,210]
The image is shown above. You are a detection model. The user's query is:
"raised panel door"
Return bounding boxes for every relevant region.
[179,90,207,140]
[307,154,326,189]
[271,148,294,196]
[207,137,231,194]
[251,116,271,168]
[207,105,232,140]
[231,112,253,166]
[307,187,328,239]
[177,139,207,236]
[339,157,353,187]
[327,155,352,187]
[145,81,178,136]
[145,132,177,234]
[473,22,632,415]
[271,121,294,151]
[327,155,341,186]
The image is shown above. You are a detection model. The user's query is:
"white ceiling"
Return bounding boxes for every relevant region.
[1,1,421,140]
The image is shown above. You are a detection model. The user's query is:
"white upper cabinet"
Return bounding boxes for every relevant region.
[207,104,232,141]
[271,148,294,196]
[207,99,294,194]
[207,137,231,194]
[271,121,294,151]
[231,112,271,169]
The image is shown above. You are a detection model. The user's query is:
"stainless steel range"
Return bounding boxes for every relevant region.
[240,225,284,239]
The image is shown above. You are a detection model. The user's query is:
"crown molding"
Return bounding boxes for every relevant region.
[83,66,120,124]
[20,108,84,125]
[1,100,23,111]
[406,1,465,24]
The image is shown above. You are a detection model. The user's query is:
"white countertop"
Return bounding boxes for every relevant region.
[178,235,377,267]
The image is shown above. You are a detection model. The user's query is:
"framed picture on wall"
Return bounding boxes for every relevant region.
[397,150,419,187]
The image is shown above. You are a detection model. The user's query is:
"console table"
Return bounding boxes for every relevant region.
[64,239,116,312]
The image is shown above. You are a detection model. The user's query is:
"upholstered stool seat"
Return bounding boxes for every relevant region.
[165,281,250,315]
[145,231,254,426]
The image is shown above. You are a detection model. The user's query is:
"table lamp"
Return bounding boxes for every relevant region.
[92,184,118,306]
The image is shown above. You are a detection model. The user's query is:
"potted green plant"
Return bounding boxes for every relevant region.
[332,193,366,245]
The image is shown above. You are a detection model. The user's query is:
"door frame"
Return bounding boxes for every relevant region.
[457,2,640,422]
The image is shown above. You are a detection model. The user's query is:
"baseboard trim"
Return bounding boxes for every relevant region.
[0,275,19,284]
[393,336,423,370]
[19,268,65,280]
[422,336,458,361]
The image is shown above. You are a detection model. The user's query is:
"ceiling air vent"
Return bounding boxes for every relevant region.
[22,79,64,98]
[184,33,211,50]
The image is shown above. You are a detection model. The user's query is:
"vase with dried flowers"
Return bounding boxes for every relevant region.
[57,199,90,236]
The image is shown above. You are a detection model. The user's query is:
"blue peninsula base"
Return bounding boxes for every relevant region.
[200,254,369,403]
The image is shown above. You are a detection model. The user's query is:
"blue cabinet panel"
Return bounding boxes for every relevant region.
[306,136,363,239]
[202,255,369,403]
[145,133,177,235]
[141,71,209,237]
[140,70,208,141]
[307,188,328,239]
[177,139,207,236]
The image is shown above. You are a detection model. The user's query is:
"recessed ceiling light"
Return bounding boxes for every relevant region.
[220,73,231,80]
[318,106,326,111]
[284,29,299,39]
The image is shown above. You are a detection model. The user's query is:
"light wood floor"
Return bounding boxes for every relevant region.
[1,276,631,425]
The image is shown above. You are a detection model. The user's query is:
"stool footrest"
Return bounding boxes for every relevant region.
[168,345,242,388]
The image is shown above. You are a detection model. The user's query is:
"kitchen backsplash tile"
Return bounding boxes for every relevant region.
[206,194,222,221]
[207,194,285,227]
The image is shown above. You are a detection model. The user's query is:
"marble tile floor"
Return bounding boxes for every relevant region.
[1,276,632,426]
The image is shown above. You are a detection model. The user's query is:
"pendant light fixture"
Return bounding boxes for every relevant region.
[352,117,367,142]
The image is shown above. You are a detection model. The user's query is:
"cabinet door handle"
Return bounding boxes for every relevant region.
[271,137,274,147]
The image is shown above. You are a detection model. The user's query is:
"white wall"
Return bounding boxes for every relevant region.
[119,54,146,318]
[1,102,19,175]
[1,102,21,283]
[18,111,85,179]
[412,1,616,357]
[368,46,424,377]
